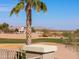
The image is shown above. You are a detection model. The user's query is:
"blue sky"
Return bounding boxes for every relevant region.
[0,0,79,30]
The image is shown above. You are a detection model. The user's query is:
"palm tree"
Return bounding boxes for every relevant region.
[10,0,47,45]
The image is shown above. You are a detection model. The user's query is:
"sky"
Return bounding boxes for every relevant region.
[0,0,79,30]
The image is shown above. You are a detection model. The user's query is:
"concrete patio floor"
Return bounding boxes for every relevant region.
[0,43,78,59]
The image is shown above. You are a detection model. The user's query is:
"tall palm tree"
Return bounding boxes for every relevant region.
[10,0,47,45]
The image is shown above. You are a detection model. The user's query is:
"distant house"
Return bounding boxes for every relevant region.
[17,26,26,34]
[9,26,16,30]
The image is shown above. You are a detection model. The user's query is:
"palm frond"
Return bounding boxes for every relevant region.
[33,0,41,12]
[33,0,47,12]
[40,2,47,12]
[10,1,24,16]
[10,8,15,16]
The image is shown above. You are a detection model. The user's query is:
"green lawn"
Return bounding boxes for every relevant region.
[0,38,65,44]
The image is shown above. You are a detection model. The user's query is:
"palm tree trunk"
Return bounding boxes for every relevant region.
[26,3,32,45]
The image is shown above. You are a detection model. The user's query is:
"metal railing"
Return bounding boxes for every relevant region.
[0,48,41,59]
[0,48,20,59]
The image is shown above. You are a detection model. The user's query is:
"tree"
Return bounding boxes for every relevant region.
[0,23,9,30]
[72,30,79,51]
[62,32,72,46]
[62,32,71,38]
[2,23,9,28]
[10,0,47,45]
[0,23,9,33]
[31,27,35,33]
